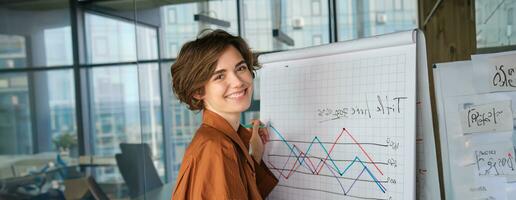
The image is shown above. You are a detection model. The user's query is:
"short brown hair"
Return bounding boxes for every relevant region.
[171,29,260,111]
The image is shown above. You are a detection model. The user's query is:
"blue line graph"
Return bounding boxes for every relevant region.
[267,125,388,195]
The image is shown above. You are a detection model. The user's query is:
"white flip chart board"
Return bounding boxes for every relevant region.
[259,30,440,200]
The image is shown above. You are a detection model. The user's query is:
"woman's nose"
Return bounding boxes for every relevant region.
[227,72,246,87]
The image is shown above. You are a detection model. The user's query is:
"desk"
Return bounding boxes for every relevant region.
[0,153,79,179]
[78,155,117,166]
[132,182,173,200]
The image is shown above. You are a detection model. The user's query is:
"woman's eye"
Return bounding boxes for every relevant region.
[237,65,248,71]
[214,74,224,80]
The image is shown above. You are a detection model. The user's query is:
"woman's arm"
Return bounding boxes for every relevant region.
[249,120,278,198]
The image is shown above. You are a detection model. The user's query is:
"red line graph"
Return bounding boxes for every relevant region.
[270,127,385,176]
[267,126,388,194]
[343,128,384,175]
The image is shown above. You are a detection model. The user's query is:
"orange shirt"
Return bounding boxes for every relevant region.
[172,109,278,199]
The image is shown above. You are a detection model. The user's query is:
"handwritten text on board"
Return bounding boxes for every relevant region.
[473,142,516,177]
[489,55,516,92]
[460,101,514,134]
[464,177,507,200]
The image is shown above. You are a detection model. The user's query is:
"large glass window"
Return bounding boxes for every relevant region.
[85,13,137,64]
[137,26,159,60]
[476,0,516,48]
[85,12,165,189]
[0,69,79,195]
[0,1,80,198]
[160,0,238,59]
[45,69,77,153]
[44,27,73,66]
[81,9,167,197]
[0,73,32,155]
[137,63,164,176]
[89,65,142,182]
[84,12,158,63]
[337,0,417,41]
[243,0,330,52]
[0,1,72,68]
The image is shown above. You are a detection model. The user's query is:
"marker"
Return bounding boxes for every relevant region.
[242,124,267,129]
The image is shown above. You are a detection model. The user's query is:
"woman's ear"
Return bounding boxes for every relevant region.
[193,91,203,101]
[191,92,203,109]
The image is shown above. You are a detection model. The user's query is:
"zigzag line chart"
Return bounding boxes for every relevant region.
[259,41,416,199]
[266,125,400,200]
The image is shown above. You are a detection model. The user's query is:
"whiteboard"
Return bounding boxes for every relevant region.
[434,58,516,200]
[259,30,440,200]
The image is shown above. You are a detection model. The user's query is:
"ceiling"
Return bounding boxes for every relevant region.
[0,0,215,11]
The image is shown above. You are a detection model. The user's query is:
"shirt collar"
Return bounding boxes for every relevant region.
[202,109,237,135]
[202,109,256,171]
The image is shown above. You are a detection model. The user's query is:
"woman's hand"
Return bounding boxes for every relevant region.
[248,120,269,164]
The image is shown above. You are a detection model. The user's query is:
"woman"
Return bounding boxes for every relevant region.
[171,29,278,199]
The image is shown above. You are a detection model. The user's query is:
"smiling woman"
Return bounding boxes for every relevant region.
[170,30,278,199]
[197,46,254,130]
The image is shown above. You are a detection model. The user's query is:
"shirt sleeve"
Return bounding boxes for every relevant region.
[172,140,247,200]
[253,158,279,198]
[172,158,192,199]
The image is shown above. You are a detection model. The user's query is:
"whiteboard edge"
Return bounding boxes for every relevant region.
[259,29,418,64]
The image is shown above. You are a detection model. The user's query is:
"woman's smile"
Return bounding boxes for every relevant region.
[225,88,248,99]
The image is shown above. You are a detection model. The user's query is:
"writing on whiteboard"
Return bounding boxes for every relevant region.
[317,95,407,122]
[488,54,516,92]
[492,65,516,88]
[464,177,507,200]
[460,101,514,134]
[474,142,516,176]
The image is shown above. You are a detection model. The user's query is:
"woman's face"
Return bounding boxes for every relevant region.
[198,45,253,117]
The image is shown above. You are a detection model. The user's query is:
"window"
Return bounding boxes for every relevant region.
[0,35,27,69]
[476,0,516,48]
[167,7,177,24]
[87,64,165,180]
[45,70,77,150]
[84,11,165,188]
[0,4,71,68]
[168,42,178,58]
[85,13,136,64]
[337,0,417,41]
[509,8,514,26]
[312,0,322,16]
[136,26,159,60]
[0,6,80,198]
[44,27,73,66]
[312,34,323,45]
[242,0,330,52]
[394,0,403,11]
[160,0,238,59]
[0,73,32,154]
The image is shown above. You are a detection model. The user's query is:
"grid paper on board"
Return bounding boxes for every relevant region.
[261,43,416,200]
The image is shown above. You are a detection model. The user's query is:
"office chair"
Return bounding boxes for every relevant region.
[115,143,163,198]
